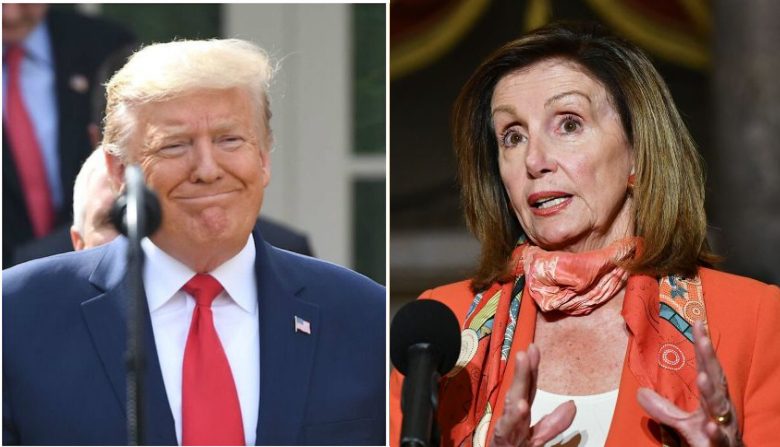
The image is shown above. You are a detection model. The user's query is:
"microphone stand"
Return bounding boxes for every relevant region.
[390,299,460,447]
[124,165,147,446]
[400,343,441,447]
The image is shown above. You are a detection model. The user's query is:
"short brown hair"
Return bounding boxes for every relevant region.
[453,21,718,292]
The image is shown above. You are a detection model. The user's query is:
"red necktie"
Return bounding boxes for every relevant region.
[4,46,55,238]
[182,274,245,446]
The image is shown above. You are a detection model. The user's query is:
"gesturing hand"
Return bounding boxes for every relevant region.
[490,344,576,447]
[637,323,743,446]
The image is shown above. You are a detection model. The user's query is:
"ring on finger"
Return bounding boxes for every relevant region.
[714,403,732,426]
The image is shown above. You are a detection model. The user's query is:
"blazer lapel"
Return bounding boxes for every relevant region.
[699,271,722,349]
[605,341,661,446]
[253,234,320,445]
[79,238,177,444]
[608,272,720,446]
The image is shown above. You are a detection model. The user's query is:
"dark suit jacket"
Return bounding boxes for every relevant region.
[3,229,385,445]
[256,217,313,257]
[11,217,314,265]
[2,9,136,267]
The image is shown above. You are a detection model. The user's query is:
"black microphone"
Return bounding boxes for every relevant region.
[108,165,162,445]
[391,299,461,447]
[109,167,162,238]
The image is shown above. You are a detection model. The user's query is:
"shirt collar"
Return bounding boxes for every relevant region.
[20,18,53,66]
[210,234,257,314]
[141,234,257,314]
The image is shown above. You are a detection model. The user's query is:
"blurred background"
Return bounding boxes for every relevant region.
[390,0,780,312]
[2,3,386,285]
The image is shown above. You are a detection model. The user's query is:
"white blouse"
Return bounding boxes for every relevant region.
[530,388,619,446]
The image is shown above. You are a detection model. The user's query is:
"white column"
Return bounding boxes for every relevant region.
[224,4,351,267]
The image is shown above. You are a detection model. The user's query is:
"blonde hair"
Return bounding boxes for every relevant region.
[454,21,718,292]
[102,38,276,160]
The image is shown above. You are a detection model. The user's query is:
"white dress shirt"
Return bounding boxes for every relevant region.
[530,388,619,446]
[142,235,260,445]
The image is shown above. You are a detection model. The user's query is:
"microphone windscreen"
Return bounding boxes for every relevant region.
[390,299,461,376]
[109,186,162,238]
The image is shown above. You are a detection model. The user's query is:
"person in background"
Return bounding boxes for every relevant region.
[4,38,384,445]
[2,4,136,267]
[69,149,118,251]
[390,22,779,447]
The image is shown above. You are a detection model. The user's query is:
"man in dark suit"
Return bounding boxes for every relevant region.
[2,4,136,267]
[3,38,384,445]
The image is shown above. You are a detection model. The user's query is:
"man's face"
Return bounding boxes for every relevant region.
[71,169,119,251]
[110,88,270,271]
[2,4,48,45]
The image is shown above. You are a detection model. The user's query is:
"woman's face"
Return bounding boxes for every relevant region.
[491,58,634,252]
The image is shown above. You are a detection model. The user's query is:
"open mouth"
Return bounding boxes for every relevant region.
[528,192,573,209]
[534,195,571,209]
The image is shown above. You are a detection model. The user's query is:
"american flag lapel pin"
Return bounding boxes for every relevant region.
[69,74,89,94]
[294,315,311,335]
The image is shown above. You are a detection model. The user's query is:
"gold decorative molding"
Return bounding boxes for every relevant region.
[586,0,711,70]
[391,0,490,80]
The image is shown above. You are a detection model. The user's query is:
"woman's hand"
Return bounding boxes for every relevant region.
[637,324,743,446]
[490,344,576,447]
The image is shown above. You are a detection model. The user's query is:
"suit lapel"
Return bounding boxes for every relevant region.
[605,340,659,446]
[253,234,320,445]
[698,271,721,349]
[79,238,177,444]
[608,272,720,446]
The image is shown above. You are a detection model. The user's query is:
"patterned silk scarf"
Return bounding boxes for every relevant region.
[438,239,706,447]
[523,238,640,315]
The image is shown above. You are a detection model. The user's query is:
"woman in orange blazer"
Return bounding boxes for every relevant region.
[390,22,780,447]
